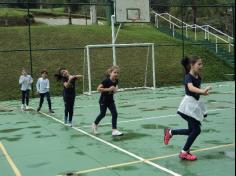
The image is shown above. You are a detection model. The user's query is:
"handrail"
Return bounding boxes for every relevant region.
[153,11,234,51]
[201,25,234,40]
[158,12,234,40]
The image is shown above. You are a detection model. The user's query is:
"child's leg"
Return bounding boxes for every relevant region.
[22,91,26,104]
[63,96,69,122]
[68,97,75,122]
[182,118,201,152]
[38,93,45,110]
[45,92,52,110]
[94,103,108,125]
[171,113,192,135]
[108,103,118,129]
[25,90,30,106]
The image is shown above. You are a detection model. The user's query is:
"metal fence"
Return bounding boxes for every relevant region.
[0,2,235,100]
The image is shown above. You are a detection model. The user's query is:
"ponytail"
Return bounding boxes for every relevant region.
[54,68,65,82]
[181,56,201,74]
[181,56,190,74]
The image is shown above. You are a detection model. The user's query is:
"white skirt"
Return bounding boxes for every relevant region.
[178,95,207,122]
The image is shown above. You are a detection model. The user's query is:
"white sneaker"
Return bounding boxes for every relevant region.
[21,104,25,110]
[68,122,72,127]
[91,123,98,135]
[25,106,30,110]
[112,130,123,136]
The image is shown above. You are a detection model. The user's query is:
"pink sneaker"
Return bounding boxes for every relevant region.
[179,152,197,161]
[164,128,172,145]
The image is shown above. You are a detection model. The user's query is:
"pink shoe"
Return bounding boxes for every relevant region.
[179,152,197,161]
[164,128,172,145]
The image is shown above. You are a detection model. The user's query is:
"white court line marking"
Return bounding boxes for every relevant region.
[0,142,22,176]
[52,96,183,109]
[56,143,234,175]
[30,107,181,176]
[80,107,234,128]
[52,90,235,109]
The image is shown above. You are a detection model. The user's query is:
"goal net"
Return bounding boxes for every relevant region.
[83,43,156,95]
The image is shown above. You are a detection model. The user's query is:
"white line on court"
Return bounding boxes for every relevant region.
[52,89,235,110]
[29,107,181,176]
[80,107,234,128]
[0,142,22,176]
[58,143,234,175]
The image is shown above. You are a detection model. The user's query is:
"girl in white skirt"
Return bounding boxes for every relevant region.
[164,56,211,161]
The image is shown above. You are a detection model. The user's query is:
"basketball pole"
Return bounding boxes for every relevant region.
[111,14,117,66]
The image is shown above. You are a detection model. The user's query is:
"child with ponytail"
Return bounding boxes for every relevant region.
[164,56,211,161]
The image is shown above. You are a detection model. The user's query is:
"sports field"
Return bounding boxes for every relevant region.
[0,81,234,176]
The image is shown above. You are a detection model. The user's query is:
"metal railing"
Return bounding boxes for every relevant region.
[153,12,234,53]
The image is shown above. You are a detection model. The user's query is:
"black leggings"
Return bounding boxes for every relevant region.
[22,90,30,105]
[94,102,118,129]
[38,92,52,110]
[171,112,201,151]
[64,96,75,122]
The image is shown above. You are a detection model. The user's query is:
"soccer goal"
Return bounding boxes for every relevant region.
[83,43,156,95]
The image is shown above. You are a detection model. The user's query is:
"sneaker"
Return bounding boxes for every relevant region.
[64,117,68,124]
[164,128,172,145]
[21,104,25,110]
[91,123,98,135]
[25,106,30,110]
[112,130,123,136]
[179,152,197,161]
[49,109,54,113]
[37,107,41,112]
[68,121,72,127]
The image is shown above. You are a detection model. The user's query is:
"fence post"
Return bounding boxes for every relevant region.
[194,25,197,40]
[169,15,171,29]
[228,37,231,52]
[155,14,158,28]
[204,26,207,39]
[207,25,210,40]
[172,24,175,37]
[216,37,218,53]
[185,26,188,38]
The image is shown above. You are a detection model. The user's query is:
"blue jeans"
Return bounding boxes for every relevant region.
[22,90,30,105]
[38,92,52,110]
[171,111,201,151]
[63,96,75,122]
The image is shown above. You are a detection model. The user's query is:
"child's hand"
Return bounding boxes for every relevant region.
[202,86,212,95]
[108,86,116,92]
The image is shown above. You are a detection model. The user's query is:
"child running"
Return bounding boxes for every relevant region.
[19,68,33,110]
[36,69,54,113]
[164,56,211,161]
[55,68,83,127]
[92,66,123,136]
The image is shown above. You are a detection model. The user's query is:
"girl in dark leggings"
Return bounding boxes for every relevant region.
[92,66,123,136]
[164,56,211,161]
[55,68,83,127]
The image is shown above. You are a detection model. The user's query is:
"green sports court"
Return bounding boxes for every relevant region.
[0,81,234,176]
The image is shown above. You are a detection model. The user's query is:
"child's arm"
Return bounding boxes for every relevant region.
[64,75,76,88]
[19,76,25,84]
[97,84,114,92]
[74,74,83,79]
[36,79,40,93]
[30,76,33,84]
[187,83,211,95]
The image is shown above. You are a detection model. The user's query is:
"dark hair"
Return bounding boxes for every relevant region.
[41,69,48,75]
[54,68,65,82]
[181,56,201,74]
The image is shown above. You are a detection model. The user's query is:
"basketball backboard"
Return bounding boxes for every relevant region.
[114,0,150,23]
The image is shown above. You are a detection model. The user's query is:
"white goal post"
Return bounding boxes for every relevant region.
[83,43,156,95]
